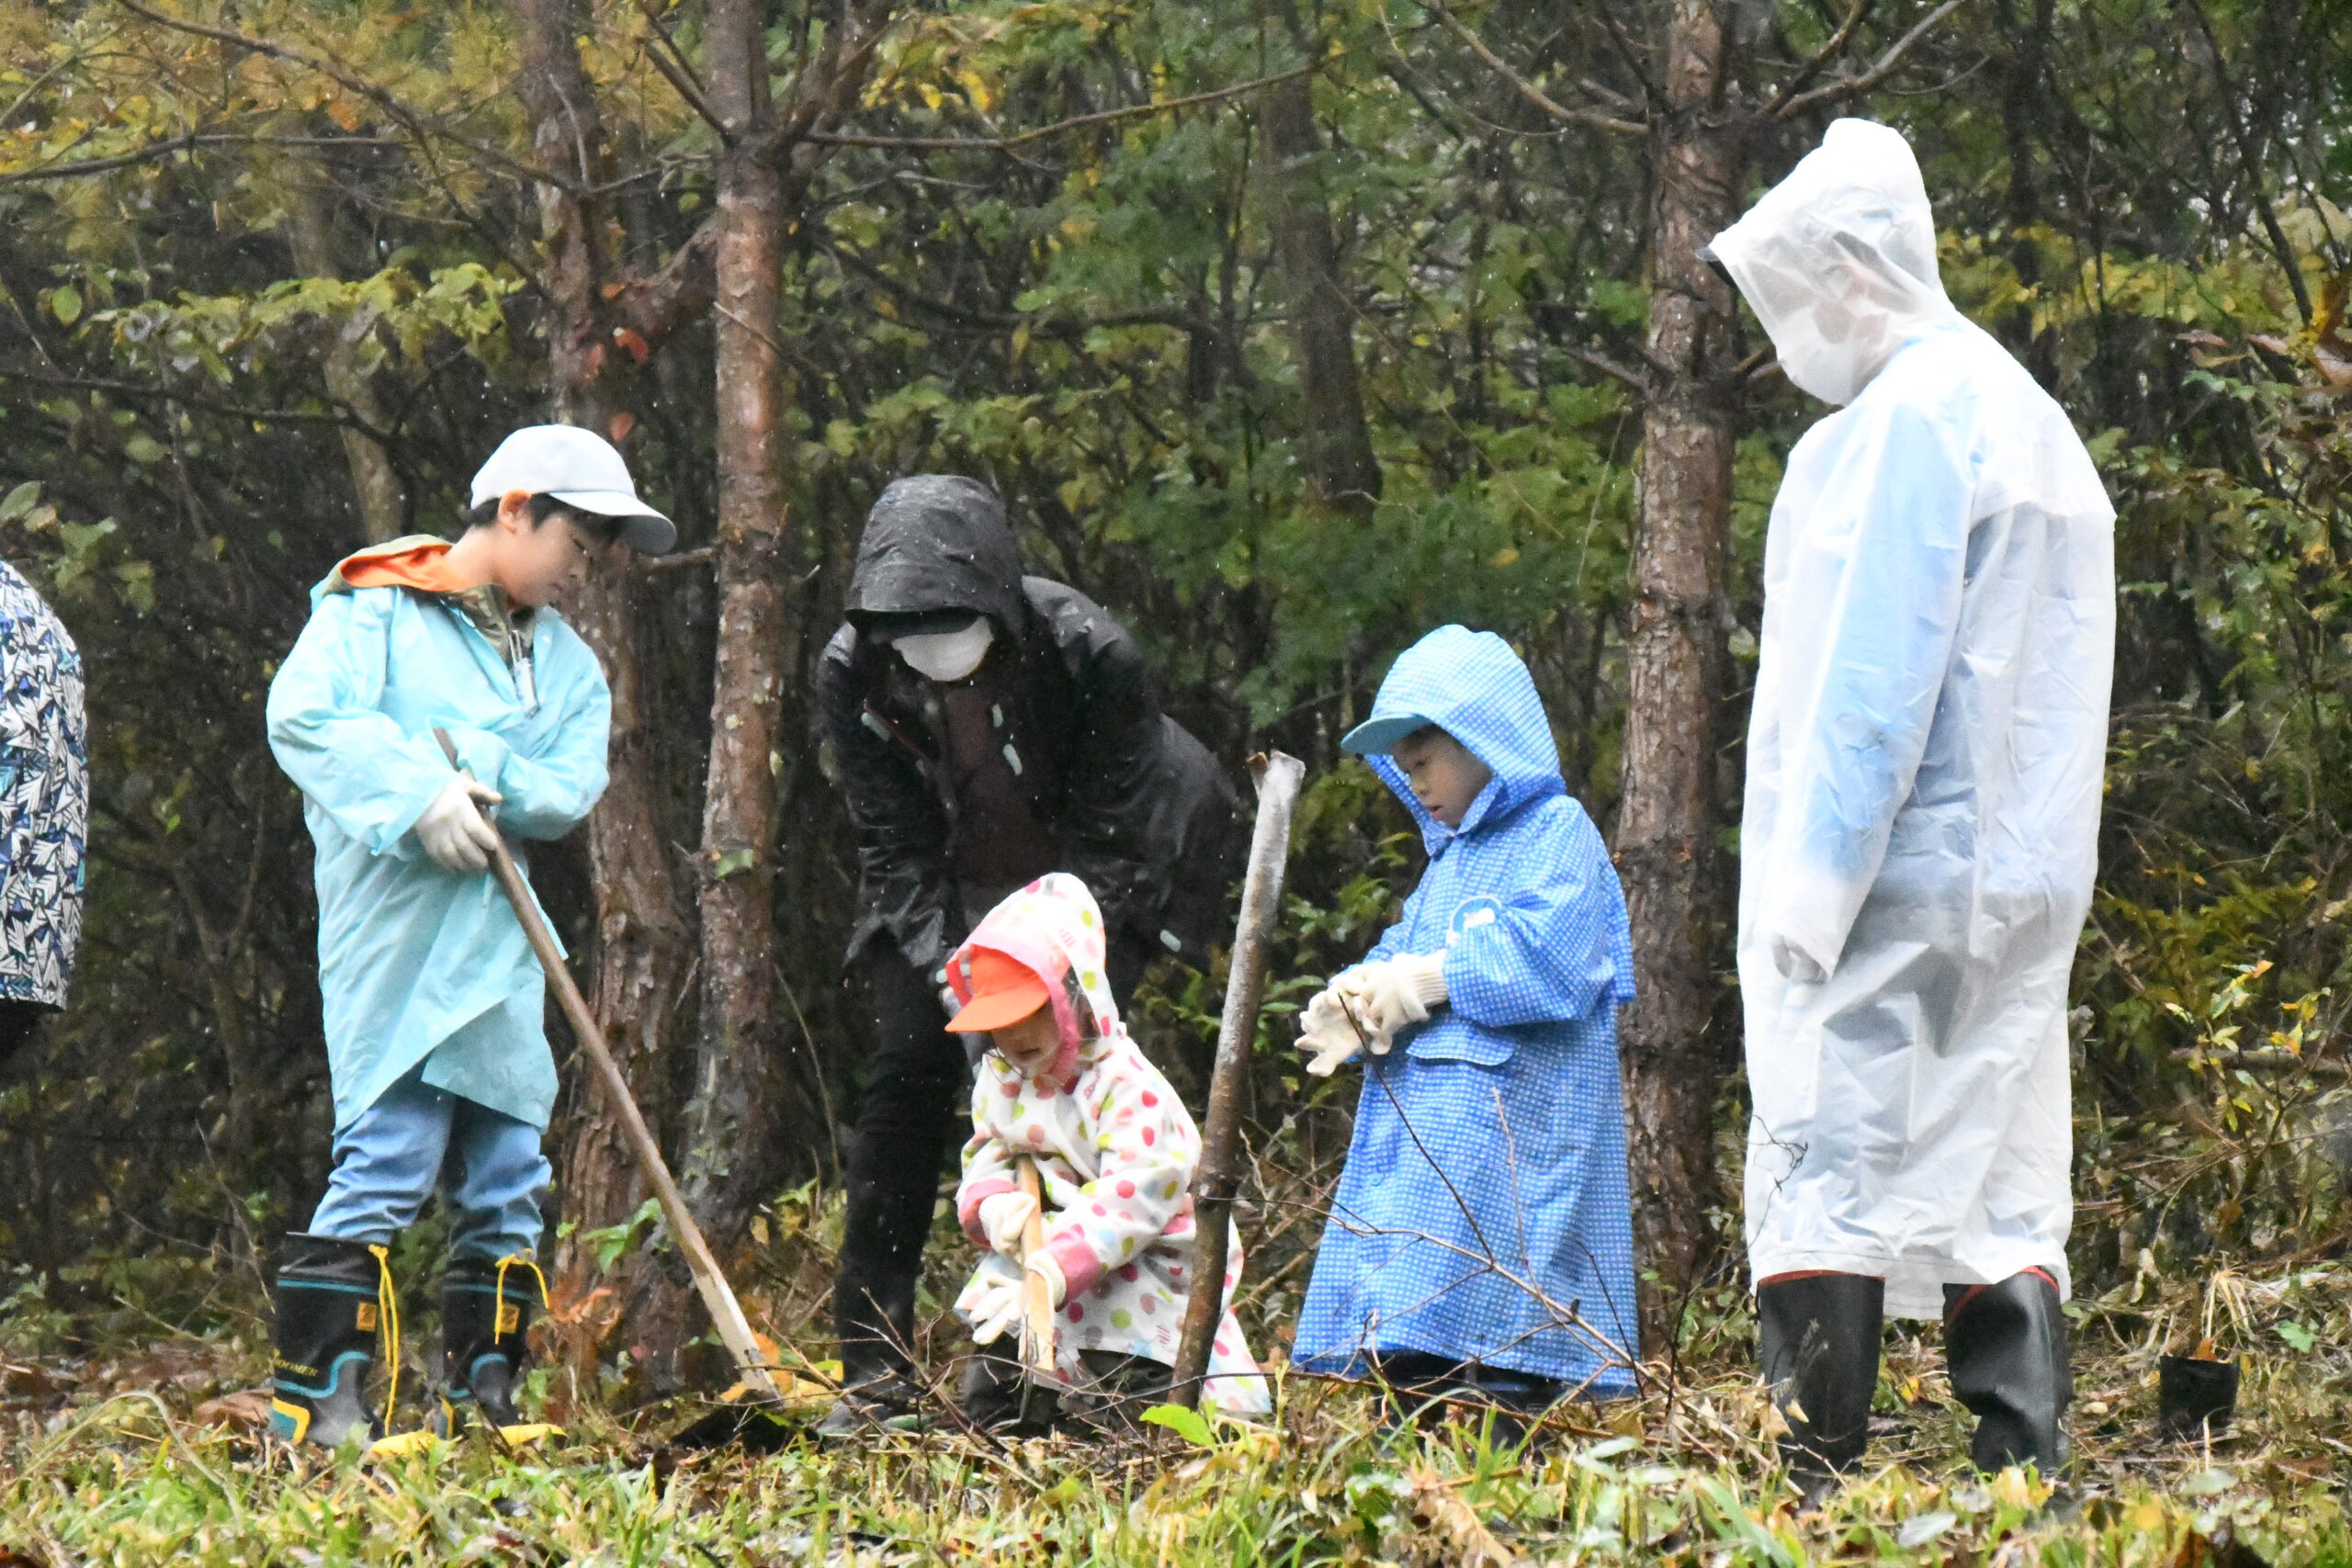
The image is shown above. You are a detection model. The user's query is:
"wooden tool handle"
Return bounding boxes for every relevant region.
[1015,1155,1056,1376]
[433,729,782,1402]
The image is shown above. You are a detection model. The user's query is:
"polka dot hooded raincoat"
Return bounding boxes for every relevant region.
[949,873,1269,1414]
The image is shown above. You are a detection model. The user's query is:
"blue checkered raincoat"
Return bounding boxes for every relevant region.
[1293,626,1640,1394]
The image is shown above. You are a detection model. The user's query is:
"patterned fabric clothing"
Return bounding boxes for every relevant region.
[1294,626,1642,1395]
[948,874,1269,1415]
[0,559,86,1009]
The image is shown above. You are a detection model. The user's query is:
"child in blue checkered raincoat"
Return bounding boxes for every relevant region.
[1291,625,1640,1416]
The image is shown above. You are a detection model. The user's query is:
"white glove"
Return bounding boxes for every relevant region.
[1328,954,1448,1055]
[1025,1248,1067,1312]
[977,1190,1038,1258]
[1298,985,1371,1077]
[964,1270,1023,1347]
[413,776,503,873]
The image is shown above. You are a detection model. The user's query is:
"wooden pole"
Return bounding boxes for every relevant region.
[1016,1156,1056,1376]
[435,729,784,1403]
[1169,750,1306,1409]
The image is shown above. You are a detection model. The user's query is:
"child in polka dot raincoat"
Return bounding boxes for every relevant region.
[945,873,1269,1427]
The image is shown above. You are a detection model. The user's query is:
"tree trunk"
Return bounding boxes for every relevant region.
[1257,74,1381,517]
[283,177,406,543]
[678,0,796,1262]
[1996,0,2058,385]
[512,0,702,1394]
[1613,0,1746,1355]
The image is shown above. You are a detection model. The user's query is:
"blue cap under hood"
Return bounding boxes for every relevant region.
[1350,626,1565,852]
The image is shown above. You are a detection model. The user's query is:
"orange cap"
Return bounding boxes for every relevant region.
[946,947,1051,1033]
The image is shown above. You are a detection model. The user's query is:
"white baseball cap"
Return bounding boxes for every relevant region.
[469,424,677,555]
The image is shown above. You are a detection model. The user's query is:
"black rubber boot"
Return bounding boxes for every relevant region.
[1943,1271,2070,1476]
[440,1258,538,1431]
[1758,1273,1884,1500]
[269,1233,386,1449]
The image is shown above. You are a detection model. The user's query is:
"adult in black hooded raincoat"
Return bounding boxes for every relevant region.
[813,475,1239,1432]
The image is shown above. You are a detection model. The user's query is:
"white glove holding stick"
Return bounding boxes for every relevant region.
[414,773,503,873]
[965,1269,1023,1347]
[976,1190,1039,1258]
[1298,953,1450,1076]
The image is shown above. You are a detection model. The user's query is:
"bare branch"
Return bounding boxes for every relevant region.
[1762,0,1880,118]
[825,240,1216,340]
[1561,342,1656,397]
[0,130,400,186]
[1773,0,1973,118]
[804,61,1329,152]
[628,0,731,142]
[1422,0,1646,136]
[112,0,576,195]
[615,220,720,346]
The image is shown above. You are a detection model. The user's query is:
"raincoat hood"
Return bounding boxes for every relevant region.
[948,873,1121,1090]
[845,476,1027,631]
[1355,626,1565,850]
[1707,118,1959,406]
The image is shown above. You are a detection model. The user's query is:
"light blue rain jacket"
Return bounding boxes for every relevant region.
[1294,626,1640,1393]
[266,577,609,1132]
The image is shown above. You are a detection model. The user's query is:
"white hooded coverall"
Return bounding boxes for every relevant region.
[1713,119,2116,1318]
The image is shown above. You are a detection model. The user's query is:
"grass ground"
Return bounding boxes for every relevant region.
[3,1233,2349,1566]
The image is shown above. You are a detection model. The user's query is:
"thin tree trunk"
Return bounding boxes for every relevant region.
[1257,74,1381,517]
[513,0,702,1394]
[283,178,406,543]
[1997,0,2058,385]
[679,0,795,1258]
[1613,0,1745,1354]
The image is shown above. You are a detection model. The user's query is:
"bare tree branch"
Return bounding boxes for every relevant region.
[113,0,577,195]
[0,130,399,185]
[628,0,731,142]
[1772,0,1973,118]
[1762,0,1881,118]
[804,61,1329,152]
[1422,0,1646,136]
[2179,0,2314,322]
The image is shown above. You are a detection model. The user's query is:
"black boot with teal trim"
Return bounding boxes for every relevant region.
[438,1256,542,1434]
[269,1233,386,1449]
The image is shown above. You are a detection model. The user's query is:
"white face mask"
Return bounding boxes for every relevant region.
[892,617,994,682]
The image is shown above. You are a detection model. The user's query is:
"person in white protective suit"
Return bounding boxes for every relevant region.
[1703,118,2114,1492]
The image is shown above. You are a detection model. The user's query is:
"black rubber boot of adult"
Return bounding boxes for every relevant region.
[441,1258,537,1431]
[1758,1272,1884,1499]
[1943,1272,2071,1477]
[268,1233,384,1449]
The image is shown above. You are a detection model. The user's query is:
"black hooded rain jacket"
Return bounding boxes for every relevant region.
[817,476,1240,978]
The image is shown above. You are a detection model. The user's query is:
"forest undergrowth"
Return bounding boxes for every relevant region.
[6,1153,2351,1567]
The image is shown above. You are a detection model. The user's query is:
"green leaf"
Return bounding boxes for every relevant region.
[123,434,166,466]
[1138,1402,1215,1447]
[2277,1321,2316,1353]
[0,481,40,525]
[48,285,80,325]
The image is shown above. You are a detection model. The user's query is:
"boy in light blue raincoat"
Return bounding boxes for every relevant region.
[1293,625,1640,1423]
[263,425,673,1449]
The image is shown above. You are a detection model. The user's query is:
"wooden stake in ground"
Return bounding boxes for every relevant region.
[1169,750,1306,1410]
[1016,1155,1055,1377]
[433,728,784,1404]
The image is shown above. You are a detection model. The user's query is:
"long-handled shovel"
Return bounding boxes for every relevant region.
[1169,751,1306,1412]
[433,730,786,1418]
